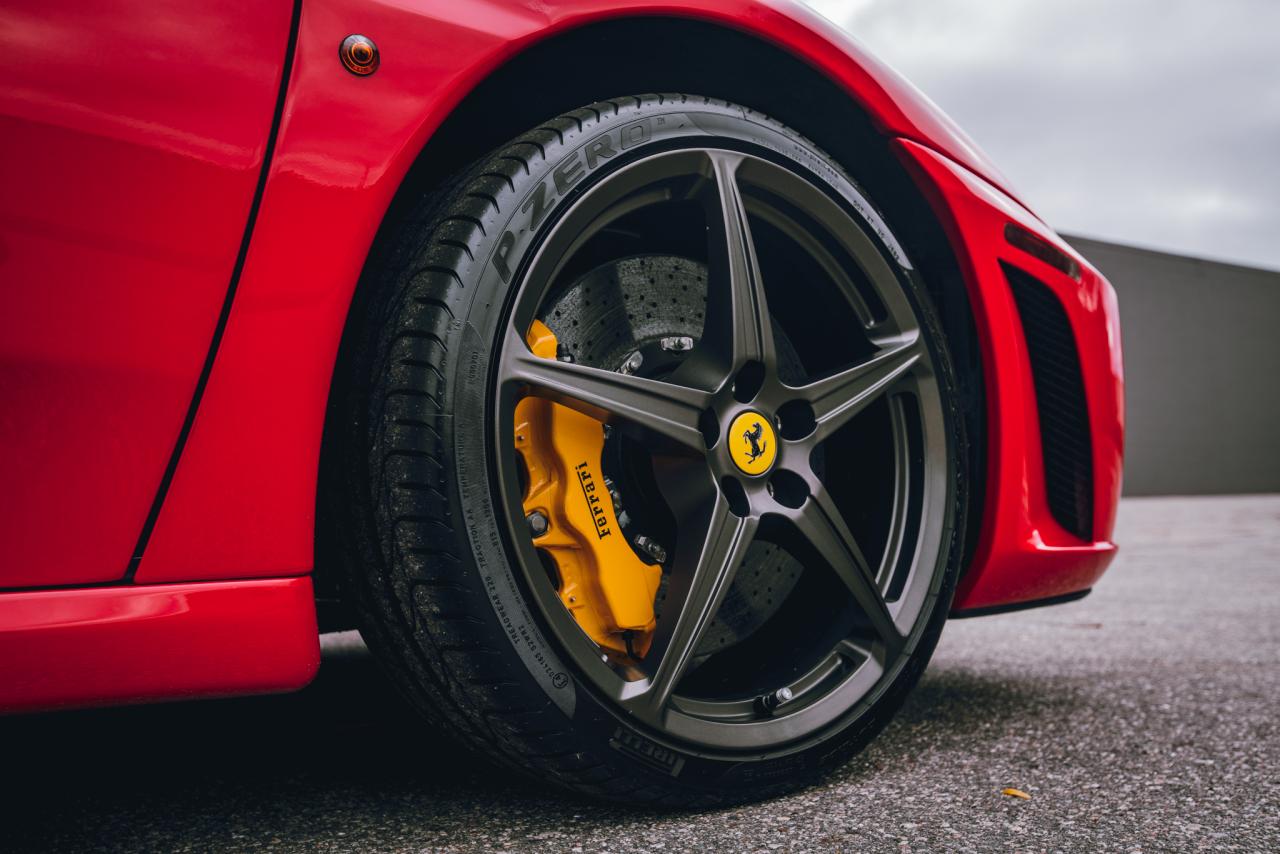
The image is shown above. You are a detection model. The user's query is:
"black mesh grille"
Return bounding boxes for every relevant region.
[1003,263,1094,541]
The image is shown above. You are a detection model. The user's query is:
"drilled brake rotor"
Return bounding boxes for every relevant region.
[533,254,806,659]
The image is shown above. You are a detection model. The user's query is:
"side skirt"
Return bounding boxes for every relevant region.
[0,577,319,714]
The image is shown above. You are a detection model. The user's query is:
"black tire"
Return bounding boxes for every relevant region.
[334,95,968,806]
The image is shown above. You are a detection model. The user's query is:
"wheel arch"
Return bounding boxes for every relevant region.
[314,14,988,623]
[134,0,986,600]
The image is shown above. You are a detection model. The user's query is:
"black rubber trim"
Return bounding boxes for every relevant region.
[949,588,1091,619]
[121,0,303,582]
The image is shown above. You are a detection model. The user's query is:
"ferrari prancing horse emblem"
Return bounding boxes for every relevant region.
[728,411,778,475]
[743,421,767,463]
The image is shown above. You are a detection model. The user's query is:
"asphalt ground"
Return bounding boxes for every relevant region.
[4,495,1277,853]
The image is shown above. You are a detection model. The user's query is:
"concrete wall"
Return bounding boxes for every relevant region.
[1064,235,1280,496]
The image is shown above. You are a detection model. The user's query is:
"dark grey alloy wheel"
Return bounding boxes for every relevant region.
[335,95,967,804]
[495,146,951,751]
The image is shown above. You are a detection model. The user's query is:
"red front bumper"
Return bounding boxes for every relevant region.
[896,140,1124,611]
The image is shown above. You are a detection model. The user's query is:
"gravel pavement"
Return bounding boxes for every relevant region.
[4,495,1278,852]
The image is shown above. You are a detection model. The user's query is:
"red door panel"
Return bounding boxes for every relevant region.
[0,1,292,587]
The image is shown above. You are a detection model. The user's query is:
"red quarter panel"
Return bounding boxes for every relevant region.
[0,0,291,587]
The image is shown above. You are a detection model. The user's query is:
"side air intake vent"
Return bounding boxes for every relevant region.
[1003,262,1094,541]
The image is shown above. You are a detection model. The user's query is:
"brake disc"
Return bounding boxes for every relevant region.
[532,254,806,659]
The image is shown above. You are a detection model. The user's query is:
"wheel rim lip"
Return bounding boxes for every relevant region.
[488,142,952,753]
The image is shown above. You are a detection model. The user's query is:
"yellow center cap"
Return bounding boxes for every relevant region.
[728,411,778,475]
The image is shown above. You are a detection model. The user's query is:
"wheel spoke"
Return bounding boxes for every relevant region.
[797,333,922,443]
[701,151,776,372]
[624,493,757,722]
[505,330,711,451]
[791,487,902,654]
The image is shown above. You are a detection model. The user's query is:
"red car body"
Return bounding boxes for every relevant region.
[0,0,1123,712]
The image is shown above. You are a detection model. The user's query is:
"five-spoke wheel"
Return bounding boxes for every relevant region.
[495,147,949,749]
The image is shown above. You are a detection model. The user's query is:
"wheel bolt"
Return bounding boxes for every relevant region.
[660,336,694,353]
[526,511,549,538]
[633,534,667,564]
[619,350,643,375]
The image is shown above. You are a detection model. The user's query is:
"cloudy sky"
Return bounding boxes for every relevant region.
[803,0,1280,270]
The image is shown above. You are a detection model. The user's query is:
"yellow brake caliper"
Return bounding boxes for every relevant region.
[515,320,662,660]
